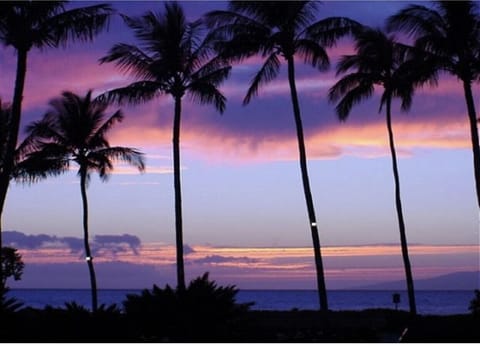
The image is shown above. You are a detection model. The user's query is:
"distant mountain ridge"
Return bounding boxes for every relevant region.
[354,271,480,290]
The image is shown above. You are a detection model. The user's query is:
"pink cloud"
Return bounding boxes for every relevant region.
[14,243,479,289]
[108,108,472,164]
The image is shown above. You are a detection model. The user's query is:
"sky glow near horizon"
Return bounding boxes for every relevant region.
[1,1,479,289]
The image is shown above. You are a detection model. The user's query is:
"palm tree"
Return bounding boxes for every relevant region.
[17,90,145,312]
[387,1,480,210]
[328,27,418,316]
[0,0,113,285]
[204,0,360,311]
[99,2,231,291]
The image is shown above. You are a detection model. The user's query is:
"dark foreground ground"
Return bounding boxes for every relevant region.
[1,308,479,342]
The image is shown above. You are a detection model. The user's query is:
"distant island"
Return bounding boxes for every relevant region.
[353,271,480,290]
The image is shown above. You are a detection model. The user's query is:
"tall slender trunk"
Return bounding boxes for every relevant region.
[173,96,185,291]
[0,48,28,289]
[287,57,328,312]
[385,96,416,316]
[80,169,98,312]
[462,80,480,210]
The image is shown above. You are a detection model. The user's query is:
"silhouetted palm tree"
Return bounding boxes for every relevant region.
[99,2,231,291]
[204,0,360,311]
[387,1,480,210]
[17,90,145,312]
[329,27,417,315]
[0,0,113,285]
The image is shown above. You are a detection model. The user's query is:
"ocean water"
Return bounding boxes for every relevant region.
[6,289,474,315]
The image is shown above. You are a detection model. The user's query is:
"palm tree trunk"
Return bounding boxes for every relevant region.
[0,48,28,290]
[385,96,416,316]
[80,169,98,312]
[287,57,328,312]
[173,96,186,291]
[462,80,480,210]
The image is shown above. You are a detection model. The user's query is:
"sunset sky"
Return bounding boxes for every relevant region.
[1,1,479,290]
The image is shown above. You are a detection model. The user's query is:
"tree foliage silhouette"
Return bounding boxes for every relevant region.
[388,1,480,210]
[99,1,231,290]
[0,247,24,288]
[329,27,418,315]
[17,90,145,312]
[0,0,113,287]
[204,0,360,311]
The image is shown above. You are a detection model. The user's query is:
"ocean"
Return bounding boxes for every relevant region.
[7,289,475,315]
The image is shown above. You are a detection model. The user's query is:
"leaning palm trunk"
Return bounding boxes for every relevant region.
[287,57,328,312]
[173,96,186,291]
[0,48,28,289]
[80,169,98,312]
[462,80,480,210]
[385,97,416,316]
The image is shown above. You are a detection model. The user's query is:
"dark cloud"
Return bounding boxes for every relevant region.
[193,255,258,265]
[3,230,141,257]
[93,234,141,256]
[183,244,195,255]
[4,231,56,249]
[62,237,84,253]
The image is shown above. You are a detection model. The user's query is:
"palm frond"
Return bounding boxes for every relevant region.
[307,16,363,47]
[88,109,124,149]
[190,63,232,88]
[387,4,445,38]
[203,9,267,31]
[97,81,164,106]
[188,82,228,114]
[88,147,145,180]
[244,52,280,105]
[333,82,375,121]
[25,118,67,147]
[203,9,269,63]
[328,72,374,103]
[336,54,370,75]
[15,143,70,183]
[295,38,329,71]
[99,43,154,80]
[40,3,113,48]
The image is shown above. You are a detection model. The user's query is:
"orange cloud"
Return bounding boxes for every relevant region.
[108,112,472,165]
[16,242,478,287]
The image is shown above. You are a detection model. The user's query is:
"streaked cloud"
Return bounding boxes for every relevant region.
[10,236,479,289]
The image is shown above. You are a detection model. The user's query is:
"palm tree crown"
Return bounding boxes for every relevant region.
[0,1,113,51]
[387,1,480,210]
[19,90,145,181]
[99,1,231,109]
[329,28,416,118]
[387,1,480,82]
[205,1,360,104]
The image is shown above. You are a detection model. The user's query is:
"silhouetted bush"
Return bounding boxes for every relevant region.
[123,272,252,341]
[0,287,23,314]
[469,289,480,316]
[1,247,24,288]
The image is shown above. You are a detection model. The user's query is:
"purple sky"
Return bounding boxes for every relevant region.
[1,1,478,290]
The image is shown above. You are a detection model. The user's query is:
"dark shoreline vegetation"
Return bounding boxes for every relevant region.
[0,307,479,342]
[1,277,479,342]
[1,1,479,339]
